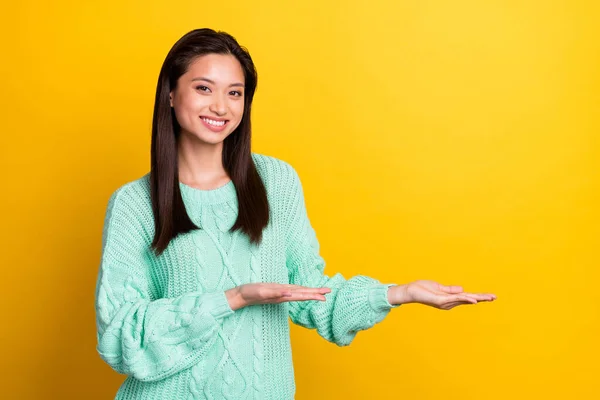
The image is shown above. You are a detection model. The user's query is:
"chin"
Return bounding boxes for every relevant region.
[198,131,234,145]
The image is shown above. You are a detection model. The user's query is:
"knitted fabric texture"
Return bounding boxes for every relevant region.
[94,153,400,400]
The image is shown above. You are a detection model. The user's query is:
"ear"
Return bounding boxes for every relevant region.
[169,91,174,108]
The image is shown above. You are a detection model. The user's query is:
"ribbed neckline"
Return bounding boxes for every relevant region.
[178,179,237,205]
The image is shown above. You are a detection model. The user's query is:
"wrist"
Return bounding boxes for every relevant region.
[225,287,246,311]
[389,284,412,305]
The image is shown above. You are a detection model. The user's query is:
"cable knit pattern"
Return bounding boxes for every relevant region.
[94,153,400,400]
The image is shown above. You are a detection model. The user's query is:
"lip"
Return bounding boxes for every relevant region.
[200,116,229,132]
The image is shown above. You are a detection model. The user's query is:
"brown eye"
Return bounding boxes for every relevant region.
[196,85,210,92]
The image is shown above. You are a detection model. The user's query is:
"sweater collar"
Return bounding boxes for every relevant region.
[178,179,238,206]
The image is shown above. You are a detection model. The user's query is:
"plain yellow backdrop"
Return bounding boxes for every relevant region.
[0,0,598,399]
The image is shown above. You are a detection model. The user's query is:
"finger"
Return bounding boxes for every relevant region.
[443,300,476,310]
[280,284,326,288]
[269,284,310,291]
[293,291,328,299]
[282,293,328,302]
[281,287,331,296]
[273,293,320,303]
[267,284,324,293]
[439,284,464,294]
[460,291,497,300]
[269,287,294,298]
[281,284,331,293]
[461,293,495,302]
[289,287,331,295]
[450,295,478,304]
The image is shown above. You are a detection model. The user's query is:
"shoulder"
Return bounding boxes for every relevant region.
[106,173,152,211]
[251,152,301,187]
[251,153,306,219]
[103,173,154,239]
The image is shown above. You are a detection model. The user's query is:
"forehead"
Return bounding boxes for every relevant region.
[184,53,245,83]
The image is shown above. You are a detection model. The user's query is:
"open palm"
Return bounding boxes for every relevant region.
[401,280,496,310]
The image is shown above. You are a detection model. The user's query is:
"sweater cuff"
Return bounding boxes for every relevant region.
[368,283,401,312]
[206,290,235,320]
[185,291,234,341]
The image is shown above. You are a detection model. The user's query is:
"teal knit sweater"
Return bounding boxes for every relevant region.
[94,153,399,400]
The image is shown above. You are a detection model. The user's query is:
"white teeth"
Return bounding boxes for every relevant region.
[202,117,226,127]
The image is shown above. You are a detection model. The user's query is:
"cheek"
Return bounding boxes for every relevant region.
[173,98,197,127]
[232,101,245,118]
[177,92,207,112]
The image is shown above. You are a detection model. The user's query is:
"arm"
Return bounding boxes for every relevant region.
[283,165,400,347]
[94,187,234,382]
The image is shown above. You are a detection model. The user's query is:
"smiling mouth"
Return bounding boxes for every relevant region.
[200,116,228,127]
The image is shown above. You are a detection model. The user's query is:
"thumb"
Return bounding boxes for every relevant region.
[439,284,463,293]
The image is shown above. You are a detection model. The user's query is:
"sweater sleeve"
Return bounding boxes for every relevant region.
[283,165,400,347]
[94,186,234,382]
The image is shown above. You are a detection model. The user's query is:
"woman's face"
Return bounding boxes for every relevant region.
[170,53,245,145]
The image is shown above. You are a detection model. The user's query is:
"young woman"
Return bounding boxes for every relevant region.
[94,28,496,400]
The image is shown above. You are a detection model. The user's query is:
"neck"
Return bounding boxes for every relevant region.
[177,133,229,186]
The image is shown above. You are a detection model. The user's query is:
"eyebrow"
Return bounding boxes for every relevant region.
[191,77,245,88]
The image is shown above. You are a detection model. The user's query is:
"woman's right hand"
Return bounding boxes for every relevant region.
[225,283,331,311]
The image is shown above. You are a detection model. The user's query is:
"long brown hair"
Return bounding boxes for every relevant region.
[150,28,269,256]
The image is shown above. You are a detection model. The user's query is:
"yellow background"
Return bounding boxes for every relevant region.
[1,0,598,398]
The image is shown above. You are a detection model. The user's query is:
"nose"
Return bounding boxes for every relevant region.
[209,93,227,116]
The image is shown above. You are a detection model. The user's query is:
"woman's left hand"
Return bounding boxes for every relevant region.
[388,280,497,310]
